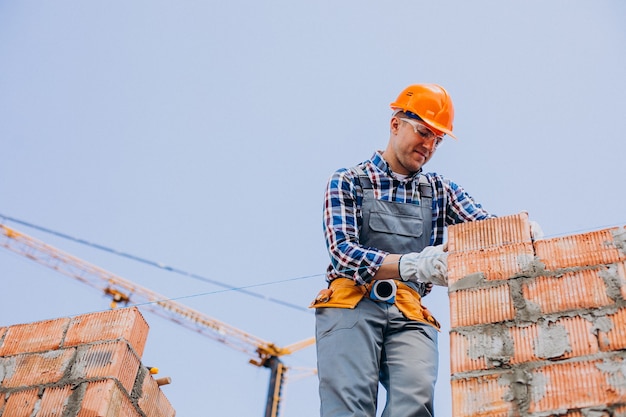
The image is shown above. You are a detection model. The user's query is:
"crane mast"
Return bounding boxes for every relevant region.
[0,223,314,417]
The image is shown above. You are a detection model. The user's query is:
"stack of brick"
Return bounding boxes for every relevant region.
[0,307,175,417]
[447,212,626,416]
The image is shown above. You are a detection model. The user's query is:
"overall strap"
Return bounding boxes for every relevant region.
[417,175,432,199]
[352,166,372,190]
[351,166,432,205]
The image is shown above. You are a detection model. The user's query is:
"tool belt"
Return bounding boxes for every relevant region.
[310,278,440,330]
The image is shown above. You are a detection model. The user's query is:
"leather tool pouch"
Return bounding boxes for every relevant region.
[395,282,440,329]
[310,278,440,330]
[309,278,366,309]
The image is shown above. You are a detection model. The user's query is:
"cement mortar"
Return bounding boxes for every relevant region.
[0,356,16,383]
[587,312,620,349]
[466,326,513,367]
[527,370,547,404]
[597,356,626,391]
[62,381,87,417]
[130,365,148,401]
[509,279,543,323]
[500,368,533,413]
[611,228,626,255]
[515,257,547,279]
[449,272,486,292]
[591,316,614,334]
[599,264,624,302]
[535,321,571,359]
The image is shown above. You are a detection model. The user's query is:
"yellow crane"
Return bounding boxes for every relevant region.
[0,223,315,417]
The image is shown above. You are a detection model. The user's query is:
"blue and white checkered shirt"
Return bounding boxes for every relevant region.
[323,151,495,284]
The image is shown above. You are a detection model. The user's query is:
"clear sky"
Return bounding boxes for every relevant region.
[1,1,625,416]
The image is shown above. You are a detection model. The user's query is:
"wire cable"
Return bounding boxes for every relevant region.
[0,213,318,313]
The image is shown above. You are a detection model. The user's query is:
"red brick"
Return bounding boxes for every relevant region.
[0,317,70,356]
[64,307,149,357]
[38,384,73,416]
[448,212,532,253]
[70,340,140,394]
[597,307,626,351]
[2,388,39,417]
[534,227,625,271]
[451,316,600,374]
[522,268,614,315]
[0,308,173,416]
[450,330,488,373]
[450,284,515,327]
[453,357,626,417]
[78,379,141,417]
[1,348,75,388]
[448,242,535,284]
[510,316,598,364]
[136,369,176,417]
[451,372,514,417]
[528,357,626,414]
[447,219,626,415]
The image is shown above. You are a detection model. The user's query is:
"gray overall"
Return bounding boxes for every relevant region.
[316,168,440,417]
[357,169,432,297]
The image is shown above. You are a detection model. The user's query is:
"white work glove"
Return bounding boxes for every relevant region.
[399,245,448,287]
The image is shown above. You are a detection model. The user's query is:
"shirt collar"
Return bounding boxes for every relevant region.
[371,151,422,182]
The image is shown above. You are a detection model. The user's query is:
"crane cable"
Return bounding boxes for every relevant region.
[0,214,317,314]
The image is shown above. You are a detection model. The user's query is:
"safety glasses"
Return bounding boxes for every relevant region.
[399,118,445,147]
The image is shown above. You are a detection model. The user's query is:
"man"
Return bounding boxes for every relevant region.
[312,84,495,417]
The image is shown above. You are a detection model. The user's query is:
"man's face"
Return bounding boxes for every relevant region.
[384,116,443,175]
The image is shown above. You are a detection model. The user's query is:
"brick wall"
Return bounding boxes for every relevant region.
[0,307,175,417]
[447,212,626,416]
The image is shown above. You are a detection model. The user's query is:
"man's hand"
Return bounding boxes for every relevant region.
[399,245,448,287]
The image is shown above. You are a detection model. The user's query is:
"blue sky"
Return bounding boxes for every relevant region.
[1,2,625,416]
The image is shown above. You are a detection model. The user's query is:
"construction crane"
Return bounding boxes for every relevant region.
[0,223,315,417]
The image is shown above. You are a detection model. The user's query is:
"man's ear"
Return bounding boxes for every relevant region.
[390,116,401,133]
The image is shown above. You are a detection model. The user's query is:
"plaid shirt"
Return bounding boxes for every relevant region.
[324,151,494,284]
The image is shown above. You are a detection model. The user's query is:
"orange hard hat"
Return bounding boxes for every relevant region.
[390,84,456,139]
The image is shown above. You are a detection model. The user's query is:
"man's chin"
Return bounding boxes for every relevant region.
[409,159,426,171]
